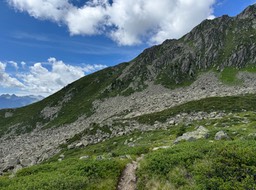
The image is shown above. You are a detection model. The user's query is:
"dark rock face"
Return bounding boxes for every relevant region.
[118,4,256,89]
[238,4,256,20]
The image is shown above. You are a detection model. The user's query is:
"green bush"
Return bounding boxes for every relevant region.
[219,67,242,85]
[0,158,126,190]
[137,140,256,190]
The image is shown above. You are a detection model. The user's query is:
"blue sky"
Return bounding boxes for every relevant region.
[0,0,255,96]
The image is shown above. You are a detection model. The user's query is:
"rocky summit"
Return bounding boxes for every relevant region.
[0,4,256,190]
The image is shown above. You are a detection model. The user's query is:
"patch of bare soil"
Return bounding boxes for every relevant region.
[117,156,143,190]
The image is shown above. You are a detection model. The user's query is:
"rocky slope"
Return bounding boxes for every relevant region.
[0,4,256,174]
[119,4,256,88]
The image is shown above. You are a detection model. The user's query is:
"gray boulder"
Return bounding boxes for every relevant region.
[67,144,75,150]
[2,157,19,172]
[96,155,105,160]
[13,164,23,174]
[59,154,65,159]
[38,153,49,163]
[75,142,83,148]
[79,155,89,160]
[174,126,209,144]
[215,131,230,140]
[8,157,19,166]
[82,140,89,147]
[4,112,13,118]
[169,120,175,125]
[20,158,33,167]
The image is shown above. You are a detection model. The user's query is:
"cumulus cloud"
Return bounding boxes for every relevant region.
[66,4,108,35]
[7,0,216,45]
[8,0,71,22]
[0,58,107,96]
[16,58,107,95]
[0,62,24,87]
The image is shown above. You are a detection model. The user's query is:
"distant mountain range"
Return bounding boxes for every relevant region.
[0,94,44,109]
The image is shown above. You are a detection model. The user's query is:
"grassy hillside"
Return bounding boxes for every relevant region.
[138,140,256,190]
[0,63,130,136]
[1,94,256,189]
[0,65,255,137]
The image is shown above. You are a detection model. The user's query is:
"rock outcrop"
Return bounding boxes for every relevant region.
[215,131,230,140]
[174,126,209,144]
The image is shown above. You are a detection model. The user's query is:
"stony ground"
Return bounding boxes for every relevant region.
[117,156,144,190]
[1,71,256,174]
[93,72,256,120]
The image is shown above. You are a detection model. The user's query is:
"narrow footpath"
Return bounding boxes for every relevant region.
[117,156,143,190]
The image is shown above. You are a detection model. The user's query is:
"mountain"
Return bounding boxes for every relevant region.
[121,4,256,89]
[0,94,44,109]
[0,4,256,189]
[0,4,255,134]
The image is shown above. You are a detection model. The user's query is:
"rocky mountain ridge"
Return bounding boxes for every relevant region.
[120,4,256,89]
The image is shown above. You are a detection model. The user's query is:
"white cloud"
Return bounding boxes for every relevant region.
[149,0,216,44]
[8,61,19,70]
[207,15,216,20]
[66,5,107,35]
[21,61,26,69]
[0,62,24,87]
[7,0,216,45]
[83,64,108,73]
[13,58,107,96]
[8,0,71,22]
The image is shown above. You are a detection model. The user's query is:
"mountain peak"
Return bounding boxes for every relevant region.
[237,4,256,19]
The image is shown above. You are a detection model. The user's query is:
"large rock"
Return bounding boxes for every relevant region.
[59,154,65,159]
[174,126,209,144]
[2,157,19,172]
[20,158,33,167]
[37,153,49,163]
[82,140,89,147]
[215,131,230,140]
[13,164,23,174]
[67,144,75,150]
[79,155,89,160]
[152,146,170,151]
[4,112,13,118]
[75,142,83,148]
